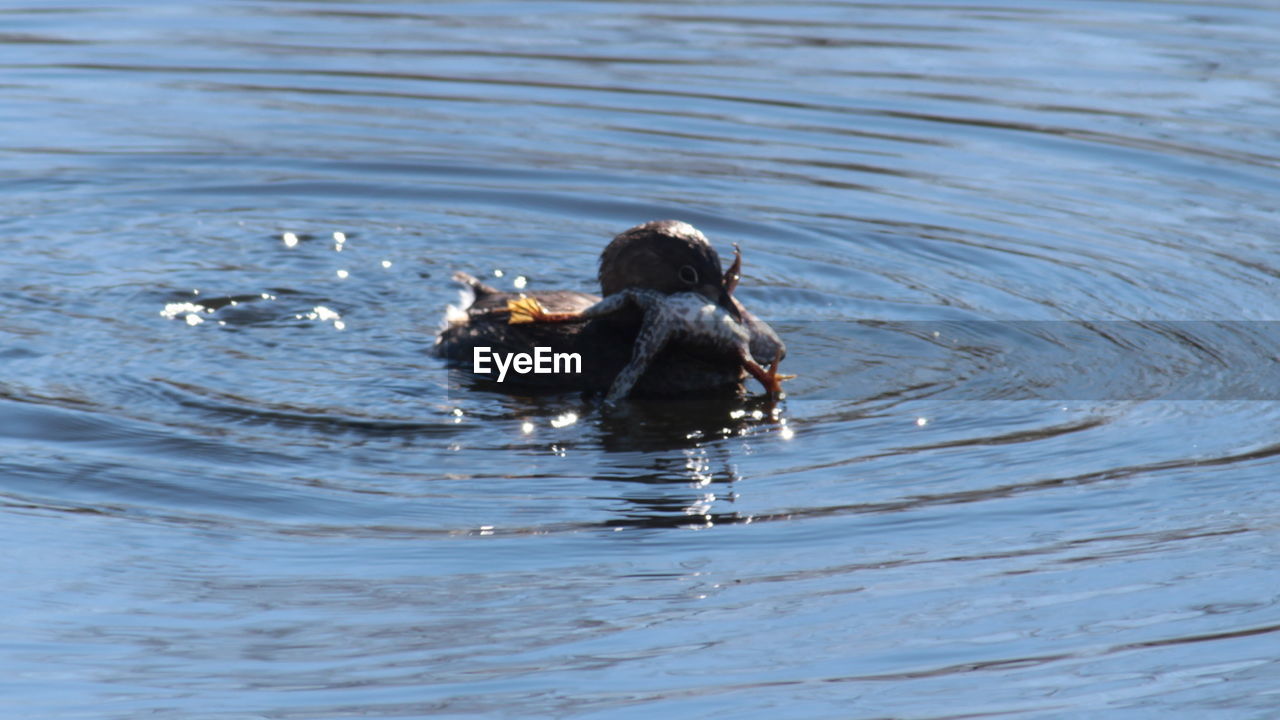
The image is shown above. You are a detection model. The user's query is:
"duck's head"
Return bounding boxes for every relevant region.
[599,220,785,364]
[599,220,737,315]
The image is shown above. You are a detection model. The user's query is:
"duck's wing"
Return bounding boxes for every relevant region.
[435,279,609,368]
[519,290,600,314]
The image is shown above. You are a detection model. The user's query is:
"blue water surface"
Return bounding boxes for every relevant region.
[3,2,1280,718]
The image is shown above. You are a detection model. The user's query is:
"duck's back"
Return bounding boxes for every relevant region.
[435,274,631,392]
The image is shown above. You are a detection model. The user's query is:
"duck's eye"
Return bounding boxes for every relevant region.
[679,265,699,285]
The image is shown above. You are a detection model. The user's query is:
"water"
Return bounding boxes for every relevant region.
[4,1,1280,717]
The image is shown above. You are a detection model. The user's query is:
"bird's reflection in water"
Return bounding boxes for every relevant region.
[592,391,786,530]
[593,389,782,453]
[474,385,789,531]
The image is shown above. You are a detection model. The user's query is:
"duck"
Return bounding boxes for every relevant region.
[435,220,788,401]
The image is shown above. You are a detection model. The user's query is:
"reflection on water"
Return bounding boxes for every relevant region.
[3,1,1280,717]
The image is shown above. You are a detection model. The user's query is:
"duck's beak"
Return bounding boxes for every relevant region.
[715,287,743,322]
[718,244,785,365]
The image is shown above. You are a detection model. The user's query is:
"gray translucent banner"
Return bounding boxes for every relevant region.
[440,321,1280,402]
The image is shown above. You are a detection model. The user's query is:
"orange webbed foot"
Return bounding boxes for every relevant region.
[506,296,546,324]
[745,348,795,395]
[506,296,584,325]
